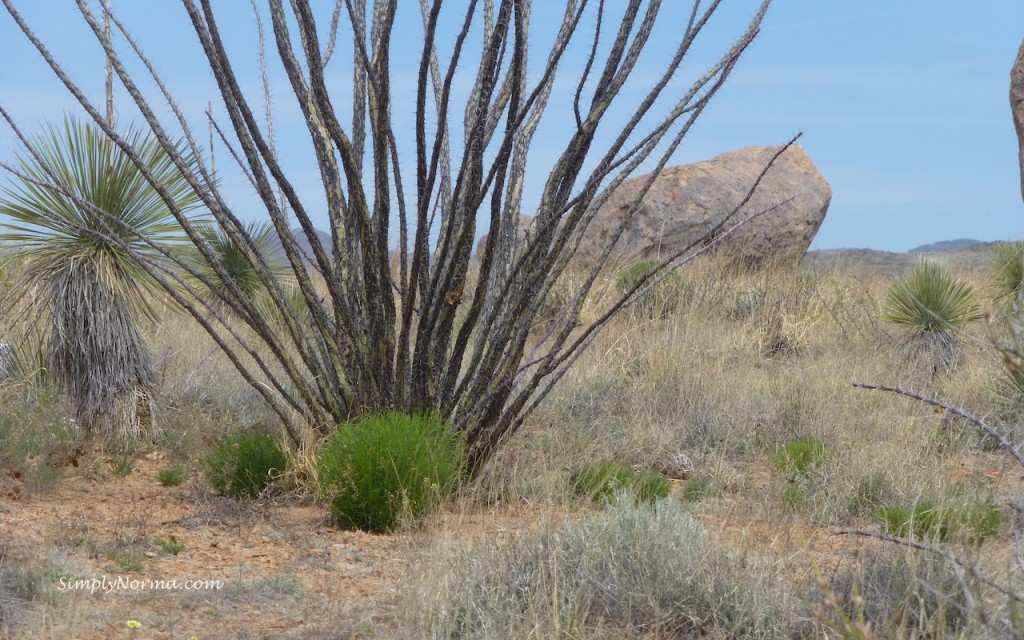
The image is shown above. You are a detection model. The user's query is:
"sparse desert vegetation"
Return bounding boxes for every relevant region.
[3,247,1024,638]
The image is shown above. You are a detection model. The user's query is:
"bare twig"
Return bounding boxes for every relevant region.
[832,528,1022,603]
[853,382,1024,470]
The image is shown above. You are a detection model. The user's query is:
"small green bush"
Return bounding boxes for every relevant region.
[317,411,465,534]
[204,432,286,498]
[153,535,185,557]
[157,466,184,487]
[679,475,711,502]
[877,501,1003,545]
[773,437,828,479]
[569,460,671,504]
[881,259,981,372]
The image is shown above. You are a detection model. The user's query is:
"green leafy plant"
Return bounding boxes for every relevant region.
[773,437,828,480]
[157,466,184,487]
[317,411,465,534]
[568,460,671,504]
[204,432,286,499]
[882,260,981,332]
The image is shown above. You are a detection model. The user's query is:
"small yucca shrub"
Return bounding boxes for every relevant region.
[881,260,981,371]
[204,432,286,498]
[317,411,465,533]
[882,260,981,332]
[990,240,1024,307]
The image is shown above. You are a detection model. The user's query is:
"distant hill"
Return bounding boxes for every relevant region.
[290,227,331,263]
[803,241,1001,276]
[908,239,983,253]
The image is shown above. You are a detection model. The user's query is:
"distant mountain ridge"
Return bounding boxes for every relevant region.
[290,227,331,263]
[908,238,983,253]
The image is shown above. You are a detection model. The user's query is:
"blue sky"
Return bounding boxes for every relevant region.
[1,1,1023,252]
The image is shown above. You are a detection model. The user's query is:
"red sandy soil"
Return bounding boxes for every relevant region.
[1,450,407,639]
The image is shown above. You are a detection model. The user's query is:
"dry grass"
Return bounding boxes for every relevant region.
[2,247,1024,638]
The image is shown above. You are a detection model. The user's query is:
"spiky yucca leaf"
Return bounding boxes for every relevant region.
[881,260,981,334]
[990,240,1024,308]
[0,117,200,446]
[188,220,289,306]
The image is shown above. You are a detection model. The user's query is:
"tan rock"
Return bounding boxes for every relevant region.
[576,145,831,268]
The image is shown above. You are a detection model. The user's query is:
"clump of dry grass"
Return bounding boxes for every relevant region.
[398,495,810,639]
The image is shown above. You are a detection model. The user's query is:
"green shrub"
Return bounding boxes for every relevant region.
[631,469,673,503]
[153,535,185,557]
[569,460,671,504]
[204,432,286,498]
[957,503,1005,545]
[876,501,1003,545]
[679,475,711,502]
[773,437,828,480]
[157,466,184,487]
[569,460,636,500]
[878,502,947,540]
[317,411,465,534]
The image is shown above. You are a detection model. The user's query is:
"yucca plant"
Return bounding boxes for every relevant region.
[990,240,1024,308]
[0,117,200,447]
[187,220,289,307]
[881,259,981,372]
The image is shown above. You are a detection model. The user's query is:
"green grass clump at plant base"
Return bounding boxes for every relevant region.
[569,460,671,504]
[317,411,465,534]
[204,432,286,498]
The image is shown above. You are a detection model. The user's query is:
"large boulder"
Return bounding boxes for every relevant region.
[576,145,831,268]
[1013,39,1024,203]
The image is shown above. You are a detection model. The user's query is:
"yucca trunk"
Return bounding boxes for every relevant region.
[47,262,158,447]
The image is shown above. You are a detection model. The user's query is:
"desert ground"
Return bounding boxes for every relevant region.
[3,245,1024,639]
